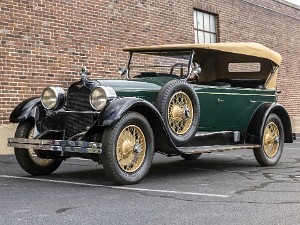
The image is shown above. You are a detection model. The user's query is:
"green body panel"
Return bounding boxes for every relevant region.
[97,77,174,104]
[193,85,276,131]
[219,87,275,130]
[97,77,276,132]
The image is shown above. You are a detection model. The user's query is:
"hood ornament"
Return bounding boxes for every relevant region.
[80,66,91,80]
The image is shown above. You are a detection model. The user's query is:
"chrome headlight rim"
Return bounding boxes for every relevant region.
[89,86,116,111]
[41,87,65,110]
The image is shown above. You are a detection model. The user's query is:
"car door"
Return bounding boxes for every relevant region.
[193,84,224,131]
[219,87,276,131]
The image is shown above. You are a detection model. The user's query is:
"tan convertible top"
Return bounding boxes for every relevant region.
[123,42,282,88]
[123,42,282,66]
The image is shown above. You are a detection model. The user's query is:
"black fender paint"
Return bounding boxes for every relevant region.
[94,97,180,154]
[9,97,42,123]
[246,102,293,144]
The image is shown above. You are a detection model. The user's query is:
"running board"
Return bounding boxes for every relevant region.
[178,144,260,154]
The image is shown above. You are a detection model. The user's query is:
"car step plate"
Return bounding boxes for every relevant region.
[178,144,260,154]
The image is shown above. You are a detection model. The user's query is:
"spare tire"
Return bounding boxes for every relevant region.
[156,80,200,146]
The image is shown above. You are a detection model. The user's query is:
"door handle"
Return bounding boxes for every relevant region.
[217,98,224,103]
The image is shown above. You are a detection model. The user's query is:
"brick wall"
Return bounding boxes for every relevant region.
[0,0,299,124]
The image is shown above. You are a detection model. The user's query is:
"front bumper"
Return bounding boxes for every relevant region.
[7,138,102,155]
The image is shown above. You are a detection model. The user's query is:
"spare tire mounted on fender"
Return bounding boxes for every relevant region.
[156,80,200,146]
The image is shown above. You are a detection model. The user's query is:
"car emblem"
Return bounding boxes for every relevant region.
[76,84,84,89]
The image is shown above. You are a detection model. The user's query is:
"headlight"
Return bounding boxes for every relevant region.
[41,87,65,110]
[90,86,116,110]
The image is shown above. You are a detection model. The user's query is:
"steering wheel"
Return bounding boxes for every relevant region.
[170,63,187,76]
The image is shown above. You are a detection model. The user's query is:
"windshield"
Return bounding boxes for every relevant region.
[128,51,192,78]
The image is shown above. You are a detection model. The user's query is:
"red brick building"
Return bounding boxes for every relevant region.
[1,0,300,130]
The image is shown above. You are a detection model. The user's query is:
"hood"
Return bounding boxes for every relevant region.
[97,77,175,93]
[96,76,176,102]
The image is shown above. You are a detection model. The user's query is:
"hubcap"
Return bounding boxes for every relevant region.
[168,91,193,135]
[28,128,54,166]
[116,125,146,173]
[263,122,280,158]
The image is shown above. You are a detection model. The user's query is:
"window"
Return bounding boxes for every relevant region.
[228,63,261,73]
[193,10,217,44]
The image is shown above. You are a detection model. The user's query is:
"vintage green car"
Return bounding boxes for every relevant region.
[8,42,293,184]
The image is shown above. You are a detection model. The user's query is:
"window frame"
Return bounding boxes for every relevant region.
[193,9,218,44]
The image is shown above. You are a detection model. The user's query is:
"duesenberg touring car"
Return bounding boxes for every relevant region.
[8,42,293,184]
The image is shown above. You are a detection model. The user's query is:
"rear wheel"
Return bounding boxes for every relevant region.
[253,114,284,166]
[14,121,62,175]
[102,111,154,185]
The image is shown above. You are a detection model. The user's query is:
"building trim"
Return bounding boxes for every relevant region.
[273,0,300,10]
[193,2,219,14]
[240,0,300,21]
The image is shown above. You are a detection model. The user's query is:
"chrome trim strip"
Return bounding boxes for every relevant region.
[8,138,102,154]
[179,144,260,154]
[54,111,101,114]
[195,91,275,96]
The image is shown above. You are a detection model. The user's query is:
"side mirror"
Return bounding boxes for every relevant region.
[118,67,127,76]
[191,63,201,76]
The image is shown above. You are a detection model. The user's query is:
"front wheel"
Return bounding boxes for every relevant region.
[253,113,284,166]
[14,121,62,175]
[102,111,154,185]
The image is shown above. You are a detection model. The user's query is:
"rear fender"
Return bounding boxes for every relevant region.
[246,103,293,144]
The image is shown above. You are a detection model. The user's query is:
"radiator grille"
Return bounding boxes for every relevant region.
[65,85,95,138]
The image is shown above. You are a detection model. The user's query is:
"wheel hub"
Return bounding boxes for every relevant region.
[121,140,135,156]
[171,105,184,120]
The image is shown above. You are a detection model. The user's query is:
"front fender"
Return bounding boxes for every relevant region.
[10,97,43,123]
[97,97,179,154]
[98,97,156,126]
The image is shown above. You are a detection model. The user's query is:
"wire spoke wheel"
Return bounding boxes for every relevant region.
[27,128,55,167]
[14,121,62,175]
[116,125,146,173]
[102,111,154,184]
[263,122,280,158]
[253,113,284,167]
[168,91,193,135]
[156,80,199,146]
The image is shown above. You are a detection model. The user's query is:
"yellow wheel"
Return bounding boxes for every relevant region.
[26,127,56,167]
[14,121,62,175]
[168,91,193,135]
[262,122,280,158]
[116,125,146,173]
[102,112,154,185]
[156,80,200,146]
[254,114,284,166]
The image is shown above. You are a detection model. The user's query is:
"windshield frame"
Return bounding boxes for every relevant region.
[126,50,194,80]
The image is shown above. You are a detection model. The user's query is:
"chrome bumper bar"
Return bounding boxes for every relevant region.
[7,138,102,154]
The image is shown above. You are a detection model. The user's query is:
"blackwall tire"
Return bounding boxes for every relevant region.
[253,113,284,166]
[156,80,200,146]
[180,153,202,160]
[14,121,62,175]
[102,111,154,185]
